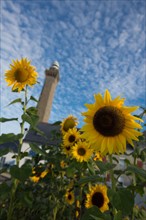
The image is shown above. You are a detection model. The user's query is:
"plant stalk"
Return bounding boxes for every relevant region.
[7,87,28,220]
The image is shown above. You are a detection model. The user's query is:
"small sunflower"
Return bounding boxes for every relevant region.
[5,58,38,92]
[63,128,80,147]
[93,152,103,161]
[65,190,75,205]
[85,184,109,213]
[61,115,78,134]
[72,140,93,162]
[30,175,40,183]
[60,160,68,168]
[30,167,49,183]
[82,90,143,155]
[62,144,72,156]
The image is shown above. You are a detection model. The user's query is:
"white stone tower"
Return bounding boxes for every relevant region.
[37,61,60,122]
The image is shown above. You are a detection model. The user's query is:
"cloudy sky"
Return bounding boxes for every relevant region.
[1,0,145,134]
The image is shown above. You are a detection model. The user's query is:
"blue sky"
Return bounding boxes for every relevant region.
[1,0,146,134]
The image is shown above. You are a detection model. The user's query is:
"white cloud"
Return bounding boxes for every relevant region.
[1,0,145,134]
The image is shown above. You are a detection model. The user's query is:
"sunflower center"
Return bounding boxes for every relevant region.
[14,68,29,82]
[77,147,86,156]
[63,119,75,132]
[68,194,72,200]
[93,106,125,136]
[92,192,104,208]
[69,135,75,143]
[66,146,71,151]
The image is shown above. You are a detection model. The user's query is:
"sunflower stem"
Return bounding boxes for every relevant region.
[108,154,117,216]
[7,87,28,220]
[108,155,116,191]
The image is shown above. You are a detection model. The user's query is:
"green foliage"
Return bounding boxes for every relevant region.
[0,76,145,220]
[0,133,23,144]
[0,117,18,123]
[108,189,134,215]
[6,98,22,106]
[10,164,32,182]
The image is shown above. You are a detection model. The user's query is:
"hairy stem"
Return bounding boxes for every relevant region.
[7,87,28,220]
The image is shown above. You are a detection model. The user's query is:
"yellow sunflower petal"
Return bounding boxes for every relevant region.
[104,89,111,104]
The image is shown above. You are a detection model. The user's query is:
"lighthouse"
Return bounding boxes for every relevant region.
[37,61,60,122]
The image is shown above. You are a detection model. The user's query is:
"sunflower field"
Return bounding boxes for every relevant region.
[0,58,146,220]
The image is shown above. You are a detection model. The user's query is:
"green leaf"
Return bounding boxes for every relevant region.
[81,206,105,220]
[30,95,38,103]
[29,143,48,157]
[66,163,76,177]
[0,133,23,144]
[113,211,122,220]
[52,121,62,125]
[10,164,32,182]
[26,107,38,116]
[76,175,102,186]
[0,148,10,157]
[110,189,134,215]
[7,98,22,106]
[126,165,146,179]
[87,162,96,175]
[0,117,18,123]
[96,161,116,173]
[0,182,11,199]
[22,113,39,128]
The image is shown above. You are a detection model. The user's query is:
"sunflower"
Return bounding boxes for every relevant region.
[63,128,80,147]
[60,160,68,168]
[72,140,93,162]
[93,152,103,161]
[5,58,38,92]
[65,190,75,205]
[61,115,78,134]
[85,184,109,213]
[62,144,73,156]
[81,90,143,155]
[30,167,49,183]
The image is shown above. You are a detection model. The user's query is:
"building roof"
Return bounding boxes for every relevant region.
[24,122,61,146]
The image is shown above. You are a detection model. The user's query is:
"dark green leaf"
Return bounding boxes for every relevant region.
[52,121,62,125]
[113,211,122,220]
[0,117,18,123]
[10,164,32,182]
[22,113,39,128]
[0,182,11,199]
[76,175,102,186]
[0,133,23,144]
[26,107,38,116]
[0,148,10,157]
[87,162,96,175]
[66,163,76,177]
[96,161,116,173]
[81,206,105,220]
[110,189,134,215]
[30,143,48,157]
[126,165,146,179]
[30,95,38,103]
[7,98,21,106]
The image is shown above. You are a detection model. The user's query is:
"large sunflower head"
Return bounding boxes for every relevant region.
[5,58,38,92]
[61,115,78,134]
[81,90,143,155]
[72,140,93,162]
[85,184,109,213]
[65,190,75,205]
[63,128,80,147]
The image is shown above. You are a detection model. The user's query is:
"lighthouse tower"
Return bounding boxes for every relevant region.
[37,61,60,123]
